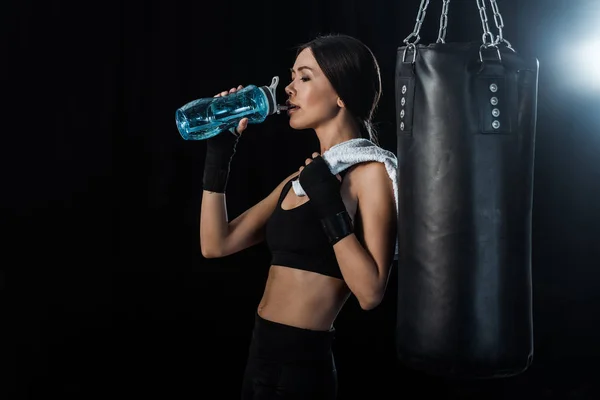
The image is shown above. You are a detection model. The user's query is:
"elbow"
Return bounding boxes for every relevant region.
[358,291,384,311]
[201,248,216,258]
[200,243,222,259]
[359,299,381,311]
[200,233,223,258]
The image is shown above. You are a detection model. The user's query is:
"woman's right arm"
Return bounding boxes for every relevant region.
[199,85,300,258]
[200,170,299,258]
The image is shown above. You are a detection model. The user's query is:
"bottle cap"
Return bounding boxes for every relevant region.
[259,76,280,115]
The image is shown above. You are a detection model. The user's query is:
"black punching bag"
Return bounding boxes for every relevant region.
[395,0,538,379]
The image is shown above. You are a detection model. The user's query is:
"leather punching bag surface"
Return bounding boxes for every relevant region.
[395,2,539,379]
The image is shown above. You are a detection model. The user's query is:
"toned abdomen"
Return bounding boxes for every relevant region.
[257,265,351,331]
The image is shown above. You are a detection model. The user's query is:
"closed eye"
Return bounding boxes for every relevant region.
[289,76,310,83]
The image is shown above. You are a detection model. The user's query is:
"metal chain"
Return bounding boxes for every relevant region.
[436,0,451,43]
[476,0,496,47]
[402,0,515,63]
[488,0,515,51]
[403,0,431,46]
[402,0,431,63]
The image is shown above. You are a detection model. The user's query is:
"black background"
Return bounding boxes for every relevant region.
[3,0,600,398]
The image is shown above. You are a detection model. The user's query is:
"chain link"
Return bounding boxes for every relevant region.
[436,0,451,43]
[403,0,515,63]
[403,0,431,46]
[488,0,515,51]
[476,0,496,46]
[402,0,431,63]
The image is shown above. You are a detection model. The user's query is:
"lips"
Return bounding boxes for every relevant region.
[286,100,299,115]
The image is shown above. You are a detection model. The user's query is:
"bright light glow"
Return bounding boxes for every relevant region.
[569,39,600,91]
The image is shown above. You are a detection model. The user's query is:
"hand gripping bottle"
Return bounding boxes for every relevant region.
[175,76,288,140]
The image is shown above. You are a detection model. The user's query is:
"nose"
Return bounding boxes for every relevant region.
[284,81,295,97]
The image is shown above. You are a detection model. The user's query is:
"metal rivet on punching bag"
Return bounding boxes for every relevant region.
[395,0,538,379]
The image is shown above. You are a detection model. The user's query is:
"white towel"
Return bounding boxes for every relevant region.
[292,138,399,258]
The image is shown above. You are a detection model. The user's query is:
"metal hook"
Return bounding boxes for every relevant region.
[403,43,417,64]
[479,43,502,63]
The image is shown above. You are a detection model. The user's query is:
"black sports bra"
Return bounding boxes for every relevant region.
[264,178,344,280]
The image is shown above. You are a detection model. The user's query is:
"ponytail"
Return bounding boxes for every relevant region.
[357,118,380,146]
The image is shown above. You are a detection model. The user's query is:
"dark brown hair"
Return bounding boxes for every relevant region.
[297,33,382,145]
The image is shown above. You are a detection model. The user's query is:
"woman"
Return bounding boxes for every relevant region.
[200,33,397,399]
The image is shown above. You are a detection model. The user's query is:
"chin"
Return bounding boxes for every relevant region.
[288,118,309,130]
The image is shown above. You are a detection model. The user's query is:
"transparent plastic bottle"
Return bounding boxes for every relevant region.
[175,76,288,140]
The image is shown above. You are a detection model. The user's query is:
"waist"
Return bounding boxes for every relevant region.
[249,312,335,362]
[258,265,349,331]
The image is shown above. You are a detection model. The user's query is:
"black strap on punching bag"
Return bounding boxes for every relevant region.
[395,0,539,379]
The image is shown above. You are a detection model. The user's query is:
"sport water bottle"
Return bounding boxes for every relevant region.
[175,76,288,140]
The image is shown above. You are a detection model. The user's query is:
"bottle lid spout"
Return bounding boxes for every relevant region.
[260,76,281,115]
[269,76,280,93]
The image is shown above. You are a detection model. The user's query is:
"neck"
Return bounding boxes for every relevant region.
[314,111,362,154]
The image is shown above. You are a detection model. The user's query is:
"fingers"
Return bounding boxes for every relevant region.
[299,158,311,172]
[214,88,233,97]
[303,152,320,165]
[299,152,322,173]
[214,84,244,97]
[236,118,248,135]
[299,152,322,171]
[304,153,320,164]
[212,85,247,134]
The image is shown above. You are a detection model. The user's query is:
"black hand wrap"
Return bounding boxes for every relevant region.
[203,128,240,193]
[298,156,353,245]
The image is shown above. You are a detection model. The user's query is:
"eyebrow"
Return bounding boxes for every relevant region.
[289,66,313,73]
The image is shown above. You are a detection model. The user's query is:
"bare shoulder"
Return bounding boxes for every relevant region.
[345,161,397,270]
[347,161,393,198]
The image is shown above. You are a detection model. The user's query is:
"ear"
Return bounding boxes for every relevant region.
[337,97,345,108]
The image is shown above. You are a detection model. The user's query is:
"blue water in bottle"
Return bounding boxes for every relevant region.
[175,76,287,140]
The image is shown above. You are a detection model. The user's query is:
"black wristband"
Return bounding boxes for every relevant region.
[320,211,354,246]
[203,128,240,193]
[203,167,231,193]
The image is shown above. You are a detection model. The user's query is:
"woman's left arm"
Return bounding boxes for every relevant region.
[298,156,397,310]
[333,162,397,310]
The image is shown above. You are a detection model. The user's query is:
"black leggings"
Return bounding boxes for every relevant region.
[241,312,338,400]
